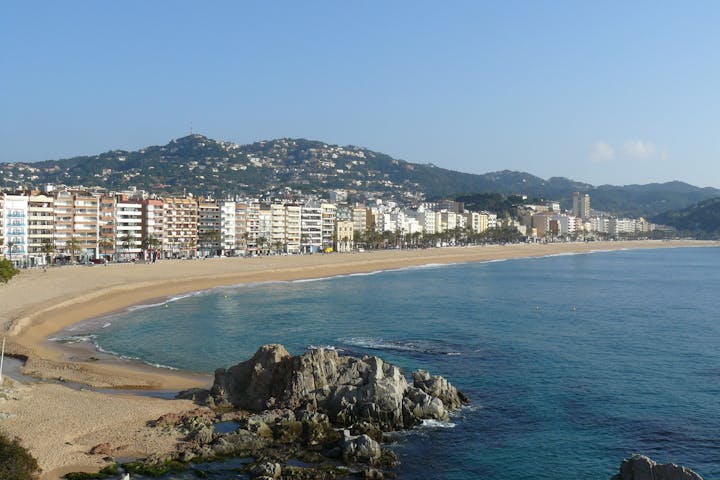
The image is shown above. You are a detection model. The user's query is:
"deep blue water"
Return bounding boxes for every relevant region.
[63,247,720,479]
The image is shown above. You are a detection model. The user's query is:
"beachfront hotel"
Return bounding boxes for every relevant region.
[0,185,666,266]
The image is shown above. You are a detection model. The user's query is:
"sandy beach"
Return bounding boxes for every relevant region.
[0,240,716,478]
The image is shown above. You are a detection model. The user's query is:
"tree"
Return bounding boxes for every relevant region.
[141,235,161,259]
[0,432,38,479]
[200,230,220,256]
[66,237,82,263]
[119,232,136,260]
[98,238,114,259]
[273,240,283,254]
[257,236,267,255]
[40,240,55,265]
[0,259,19,284]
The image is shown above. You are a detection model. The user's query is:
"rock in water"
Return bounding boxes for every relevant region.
[611,454,704,480]
[209,344,468,431]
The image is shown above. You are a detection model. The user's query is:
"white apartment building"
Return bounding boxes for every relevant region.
[286,204,302,254]
[258,205,272,253]
[270,203,286,252]
[321,203,337,249]
[3,195,29,265]
[301,201,323,253]
[115,199,142,259]
[609,218,636,236]
[141,199,164,255]
[219,200,237,255]
[0,195,4,258]
[464,211,489,234]
[28,194,54,265]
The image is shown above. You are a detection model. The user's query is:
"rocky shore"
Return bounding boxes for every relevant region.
[50,346,707,479]
[106,344,469,479]
[610,454,704,480]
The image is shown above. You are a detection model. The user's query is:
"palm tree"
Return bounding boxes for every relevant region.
[257,236,267,255]
[200,230,220,256]
[66,237,82,264]
[273,240,283,254]
[119,232,136,260]
[40,239,55,265]
[5,240,14,263]
[98,238,114,261]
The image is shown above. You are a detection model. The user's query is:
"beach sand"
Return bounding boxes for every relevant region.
[0,240,716,478]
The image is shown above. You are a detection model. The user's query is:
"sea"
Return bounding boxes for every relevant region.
[53,246,720,479]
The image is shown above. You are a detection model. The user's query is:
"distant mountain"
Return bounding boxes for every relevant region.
[1,134,717,217]
[651,197,720,237]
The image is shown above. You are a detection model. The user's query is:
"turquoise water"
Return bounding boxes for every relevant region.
[66,247,720,479]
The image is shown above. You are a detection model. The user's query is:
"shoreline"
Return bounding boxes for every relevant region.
[1,240,718,479]
[3,240,716,390]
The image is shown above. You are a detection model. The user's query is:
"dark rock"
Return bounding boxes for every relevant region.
[363,468,384,480]
[342,432,381,464]
[89,442,114,456]
[249,461,282,479]
[187,425,214,445]
[412,370,469,409]
[210,344,467,432]
[611,454,704,480]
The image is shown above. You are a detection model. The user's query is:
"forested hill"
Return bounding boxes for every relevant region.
[1,134,717,217]
[652,197,720,237]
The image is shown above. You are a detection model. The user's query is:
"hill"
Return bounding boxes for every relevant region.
[651,197,720,237]
[1,134,717,217]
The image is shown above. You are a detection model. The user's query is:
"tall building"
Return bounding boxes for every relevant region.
[285,204,302,255]
[270,203,286,253]
[301,200,322,253]
[163,197,198,259]
[572,192,591,220]
[198,200,220,257]
[115,197,142,259]
[27,194,55,265]
[141,198,164,256]
[99,195,116,259]
[52,190,100,262]
[218,200,236,255]
[3,194,29,265]
[321,203,337,249]
[0,194,4,259]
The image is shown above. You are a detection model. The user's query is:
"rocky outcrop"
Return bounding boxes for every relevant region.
[611,454,704,480]
[209,344,468,431]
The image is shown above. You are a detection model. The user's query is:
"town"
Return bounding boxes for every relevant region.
[0,185,669,268]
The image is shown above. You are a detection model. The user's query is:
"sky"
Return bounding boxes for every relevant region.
[2,1,720,188]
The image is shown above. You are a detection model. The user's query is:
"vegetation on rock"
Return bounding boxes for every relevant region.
[0,432,39,480]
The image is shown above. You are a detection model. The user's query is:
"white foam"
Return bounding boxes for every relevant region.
[421,419,456,428]
[48,334,97,344]
[307,344,345,352]
[126,291,203,311]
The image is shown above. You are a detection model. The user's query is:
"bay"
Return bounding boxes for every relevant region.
[65,247,720,479]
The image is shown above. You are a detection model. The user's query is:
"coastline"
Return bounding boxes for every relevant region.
[0,240,717,479]
[2,240,716,389]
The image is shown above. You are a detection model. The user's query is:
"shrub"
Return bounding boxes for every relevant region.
[0,431,39,480]
[0,259,19,284]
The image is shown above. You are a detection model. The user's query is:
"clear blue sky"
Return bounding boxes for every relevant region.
[2,1,719,187]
